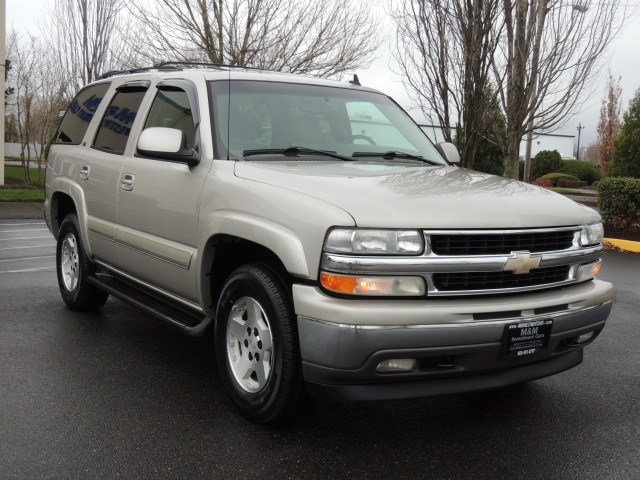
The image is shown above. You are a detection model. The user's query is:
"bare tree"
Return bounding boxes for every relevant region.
[127,0,381,77]
[7,31,68,183]
[495,0,629,180]
[6,31,38,184]
[45,0,127,94]
[391,0,503,169]
[597,73,622,176]
[582,142,598,164]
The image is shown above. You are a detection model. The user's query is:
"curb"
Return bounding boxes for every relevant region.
[0,202,45,219]
[604,238,640,253]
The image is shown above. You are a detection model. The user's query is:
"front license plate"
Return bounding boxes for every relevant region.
[503,319,553,358]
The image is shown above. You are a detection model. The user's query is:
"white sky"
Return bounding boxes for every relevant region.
[7,0,640,148]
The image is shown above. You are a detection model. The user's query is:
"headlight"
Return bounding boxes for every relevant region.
[580,223,604,246]
[324,228,423,255]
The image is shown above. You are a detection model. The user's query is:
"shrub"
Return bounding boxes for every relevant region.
[599,177,640,229]
[559,160,602,185]
[474,155,505,176]
[533,178,553,187]
[557,179,587,188]
[591,181,600,190]
[531,150,562,179]
[537,173,579,186]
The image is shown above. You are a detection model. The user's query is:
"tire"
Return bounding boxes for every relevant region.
[56,213,109,310]
[215,263,307,424]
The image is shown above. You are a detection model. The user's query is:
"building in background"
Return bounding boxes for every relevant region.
[419,125,576,160]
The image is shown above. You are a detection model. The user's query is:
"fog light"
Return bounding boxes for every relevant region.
[376,358,417,373]
[576,332,595,344]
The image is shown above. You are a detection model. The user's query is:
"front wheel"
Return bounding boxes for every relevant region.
[215,264,307,424]
[56,213,109,310]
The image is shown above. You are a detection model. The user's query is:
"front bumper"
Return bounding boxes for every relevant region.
[293,279,614,401]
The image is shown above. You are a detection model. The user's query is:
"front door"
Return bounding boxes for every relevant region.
[115,82,208,303]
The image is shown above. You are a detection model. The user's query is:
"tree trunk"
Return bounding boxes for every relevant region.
[505,129,521,180]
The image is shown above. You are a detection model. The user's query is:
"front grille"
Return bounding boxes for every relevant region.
[433,265,571,292]
[430,231,576,255]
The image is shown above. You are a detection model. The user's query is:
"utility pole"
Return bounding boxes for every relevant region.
[576,123,584,161]
[0,0,5,186]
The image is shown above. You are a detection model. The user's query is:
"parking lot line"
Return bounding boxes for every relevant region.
[0,228,50,233]
[0,267,56,274]
[0,236,53,241]
[0,244,55,251]
[0,255,55,263]
[0,222,46,227]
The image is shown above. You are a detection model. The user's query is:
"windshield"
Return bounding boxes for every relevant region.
[209,80,445,164]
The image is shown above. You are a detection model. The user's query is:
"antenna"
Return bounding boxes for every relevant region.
[349,74,361,86]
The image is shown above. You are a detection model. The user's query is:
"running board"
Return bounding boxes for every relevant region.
[88,274,212,337]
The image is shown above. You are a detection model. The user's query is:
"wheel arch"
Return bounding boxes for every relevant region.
[199,234,296,319]
[50,191,78,238]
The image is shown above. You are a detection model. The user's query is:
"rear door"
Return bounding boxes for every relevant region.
[81,81,149,266]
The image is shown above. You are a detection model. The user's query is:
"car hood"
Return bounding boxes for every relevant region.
[234,161,600,228]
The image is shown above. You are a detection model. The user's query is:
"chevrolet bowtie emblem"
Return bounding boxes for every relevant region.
[503,252,541,274]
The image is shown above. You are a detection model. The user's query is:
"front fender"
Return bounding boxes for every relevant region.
[201,210,309,277]
[195,164,356,310]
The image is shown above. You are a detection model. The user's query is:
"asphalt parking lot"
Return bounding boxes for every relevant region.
[1,218,639,480]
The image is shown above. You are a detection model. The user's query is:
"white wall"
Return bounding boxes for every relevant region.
[4,142,43,158]
[520,134,574,159]
[419,125,575,159]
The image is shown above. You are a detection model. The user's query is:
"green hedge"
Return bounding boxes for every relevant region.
[531,150,562,179]
[599,177,640,229]
[538,173,579,186]
[557,179,587,188]
[559,160,602,185]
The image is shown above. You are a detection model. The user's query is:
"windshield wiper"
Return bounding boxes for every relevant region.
[243,146,354,161]
[352,150,441,166]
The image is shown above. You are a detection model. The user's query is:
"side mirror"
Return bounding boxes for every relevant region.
[136,127,199,166]
[436,142,461,165]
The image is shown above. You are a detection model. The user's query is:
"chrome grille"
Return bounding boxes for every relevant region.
[433,265,571,292]
[430,230,576,255]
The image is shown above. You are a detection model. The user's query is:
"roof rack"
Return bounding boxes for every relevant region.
[97,61,274,80]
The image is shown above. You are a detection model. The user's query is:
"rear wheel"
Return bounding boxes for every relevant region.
[56,214,109,310]
[215,264,307,424]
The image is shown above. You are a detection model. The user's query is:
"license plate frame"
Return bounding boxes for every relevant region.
[503,319,553,358]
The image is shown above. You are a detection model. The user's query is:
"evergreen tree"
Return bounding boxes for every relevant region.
[608,88,640,178]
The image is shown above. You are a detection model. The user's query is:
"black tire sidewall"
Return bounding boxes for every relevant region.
[56,213,107,310]
[215,266,295,422]
[57,214,83,305]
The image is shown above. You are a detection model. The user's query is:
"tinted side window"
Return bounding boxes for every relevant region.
[56,83,110,144]
[92,89,147,155]
[144,89,196,149]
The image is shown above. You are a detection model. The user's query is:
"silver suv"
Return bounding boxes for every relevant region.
[45,64,614,423]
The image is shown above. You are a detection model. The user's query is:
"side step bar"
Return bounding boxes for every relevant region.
[88,274,213,337]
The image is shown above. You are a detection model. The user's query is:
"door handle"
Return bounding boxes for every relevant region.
[79,165,90,180]
[121,174,135,191]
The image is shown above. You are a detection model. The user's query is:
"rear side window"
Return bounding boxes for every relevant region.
[55,83,110,144]
[144,88,196,149]
[92,88,147,155]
